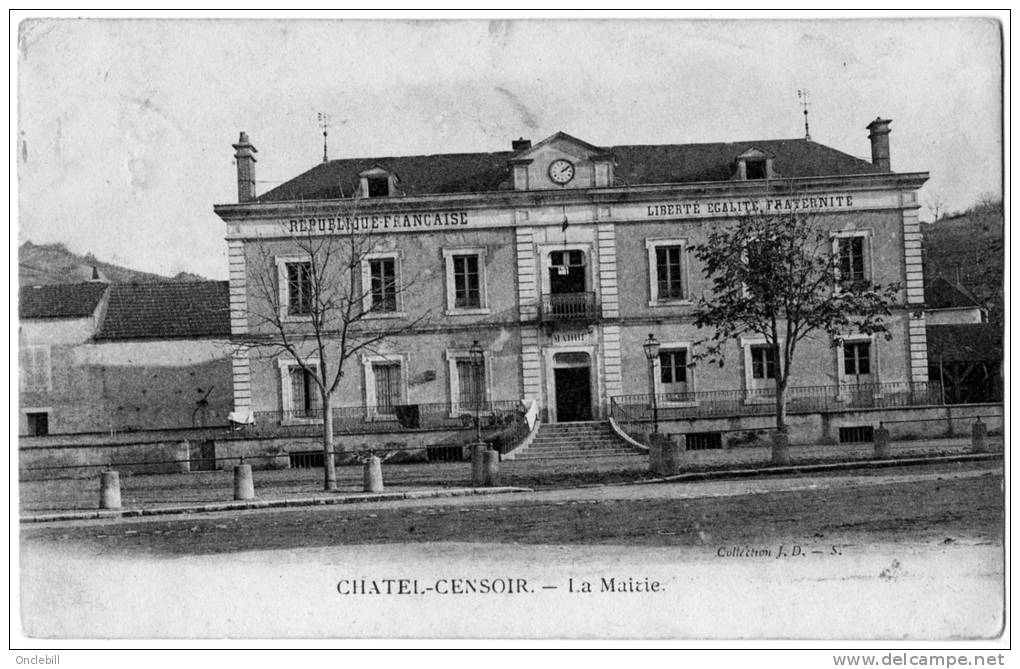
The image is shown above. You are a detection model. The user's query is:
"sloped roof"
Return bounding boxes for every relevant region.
[260,151,516,201]
[19,282,108,319]
[257,137,886,202]
[925,276,983,310]
[96,281,230,340]
[926,324,1002,363]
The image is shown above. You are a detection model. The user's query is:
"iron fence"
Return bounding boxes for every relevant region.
[247,400,526,438]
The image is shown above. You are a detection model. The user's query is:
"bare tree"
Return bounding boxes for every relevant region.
[690,207,901,464]
[242,200,428,491]
[923,191,946,222]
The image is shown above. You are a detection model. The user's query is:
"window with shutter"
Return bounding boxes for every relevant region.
[372,363,402,413]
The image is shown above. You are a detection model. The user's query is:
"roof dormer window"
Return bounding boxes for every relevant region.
[359,165,397,198]
[736,148,774,181]
[745,159,767,180]
[367,176,389,197]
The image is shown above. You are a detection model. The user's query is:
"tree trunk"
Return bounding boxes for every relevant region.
[322,394,337,491]
[772,379,791,465]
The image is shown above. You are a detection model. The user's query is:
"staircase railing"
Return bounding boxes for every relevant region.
[495,400,540,456]
[608,397,651,445]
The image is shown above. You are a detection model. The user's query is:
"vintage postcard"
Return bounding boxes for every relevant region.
[13,12,1006,652]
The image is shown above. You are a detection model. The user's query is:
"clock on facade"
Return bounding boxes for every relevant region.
[548,158,575,185]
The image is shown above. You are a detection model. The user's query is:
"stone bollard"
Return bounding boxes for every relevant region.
[648,433,666,475]
[177,440,191,474]
[471,442,487,487]
[873,423,891,459]
[99,470,121,510]
[771,431,791,466]
[661,435,686,476]
[364,455,384,493]
[971,417,988,454]
[233,463,255,500]
[483,449,500,486]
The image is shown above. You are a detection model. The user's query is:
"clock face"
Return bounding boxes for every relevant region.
[548,159,575,185]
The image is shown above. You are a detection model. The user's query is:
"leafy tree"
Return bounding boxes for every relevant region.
[691,208,901,463]
[243,204,428,491]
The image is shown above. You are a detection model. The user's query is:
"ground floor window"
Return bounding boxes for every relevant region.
[372,362,402,414]
[658,348,689,398]
[741,339,783,400]
[26,411,49,436]
[836,336,878,394]
[750,345,778,380]
[455,359,486,408]
[278,359,322,421]
[288,366,321,417]
[843,341,871,376]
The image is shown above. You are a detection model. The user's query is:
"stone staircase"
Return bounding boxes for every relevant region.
[511,420,644,460]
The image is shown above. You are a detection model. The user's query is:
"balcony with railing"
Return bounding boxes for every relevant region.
[539,291,599,323]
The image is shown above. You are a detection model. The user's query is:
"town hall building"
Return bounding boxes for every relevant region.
[213,119,930,440]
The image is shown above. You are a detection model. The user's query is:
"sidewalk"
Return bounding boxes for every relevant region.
[18,435,1001,522]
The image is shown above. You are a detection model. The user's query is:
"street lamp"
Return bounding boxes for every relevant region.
[643,333,660,433]
[469,340,485,444]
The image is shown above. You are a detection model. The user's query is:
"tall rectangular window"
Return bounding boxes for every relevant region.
[443,248,488,314]
[838,237,866,282]
[369,258,398,312]
[659,349,689,396]
[456,359,486,408]
[843,342,871,376]
[20,346,51,392]
[373,362,402,413]
[659,350,687,385]
[288,366,321,417]
[548,250,587,295]
[286,261,313,316]
[655,245,684,300]
[750,345,778,380]
[452,255,481,308]
[646,239,688,306]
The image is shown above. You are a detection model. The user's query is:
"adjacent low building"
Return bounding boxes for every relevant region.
[924,276,1001,404]
[18,280,233,435]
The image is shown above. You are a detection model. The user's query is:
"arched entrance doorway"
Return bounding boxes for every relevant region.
[552,351,593,422]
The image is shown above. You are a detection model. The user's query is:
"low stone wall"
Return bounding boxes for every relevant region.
[19,428,473,479]
[19,404,1002,479]
[650,403,1003,447]
[20,440,192,480]
[21,426,233,448]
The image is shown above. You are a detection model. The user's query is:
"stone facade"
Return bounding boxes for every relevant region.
[214,125,930,427]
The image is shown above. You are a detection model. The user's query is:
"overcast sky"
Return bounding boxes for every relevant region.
[16,16,1003,280]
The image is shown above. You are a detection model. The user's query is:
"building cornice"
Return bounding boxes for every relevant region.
[232,305,925,342]
[213,172,930,222]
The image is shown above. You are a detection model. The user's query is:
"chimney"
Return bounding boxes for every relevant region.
[90,265,101,282]
[232,131,258,203]
[866,117,892,171]
[512,137,532,152]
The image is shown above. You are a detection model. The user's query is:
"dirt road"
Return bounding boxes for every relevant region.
[18,462,1004,639]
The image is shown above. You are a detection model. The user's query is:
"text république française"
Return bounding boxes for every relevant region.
[289,211,469,234]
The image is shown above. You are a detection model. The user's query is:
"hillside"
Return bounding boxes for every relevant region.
[921,199,1004,327]
[19,242,207,286]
